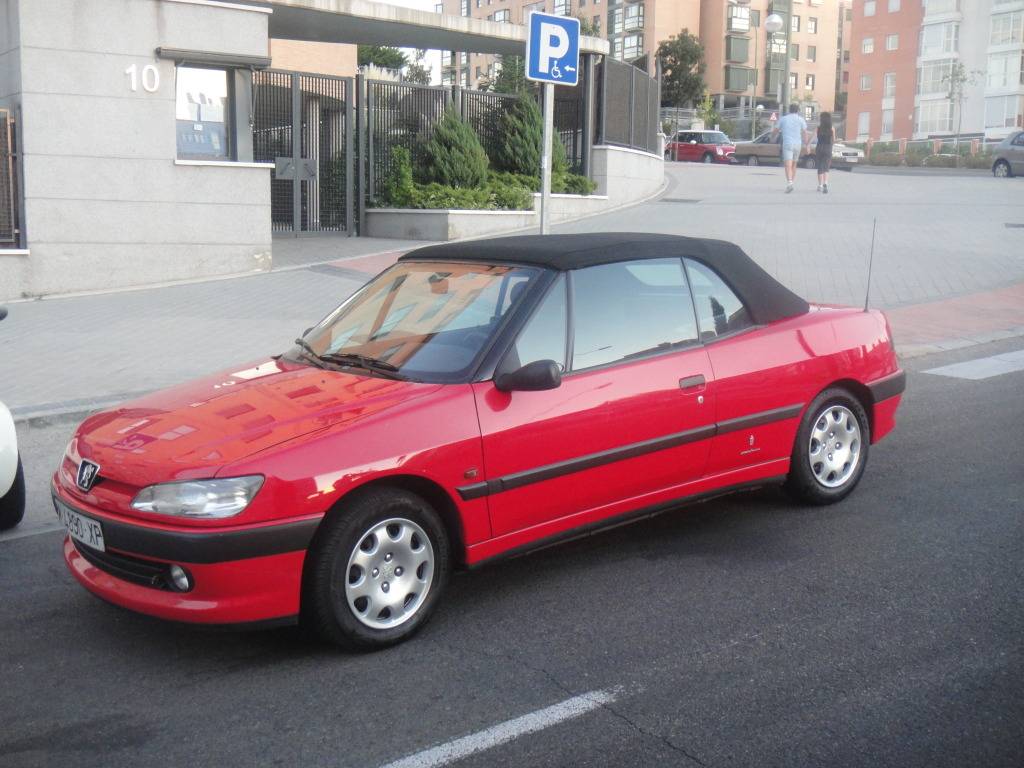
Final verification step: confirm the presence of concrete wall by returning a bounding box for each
[1,0,273,300]
[366,145,665,241]
[269,39,357,78]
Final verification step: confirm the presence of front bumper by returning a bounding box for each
[55,486,321,624]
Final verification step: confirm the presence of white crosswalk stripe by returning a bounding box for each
[924,349,1024,380]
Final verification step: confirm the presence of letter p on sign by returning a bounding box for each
[526,11,580,86]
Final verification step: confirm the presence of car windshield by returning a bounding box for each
[703,132,729,145]
[290,261,538,382]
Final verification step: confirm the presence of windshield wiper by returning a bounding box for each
[318,352,405,377]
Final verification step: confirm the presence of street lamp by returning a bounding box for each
[764,13,784,113]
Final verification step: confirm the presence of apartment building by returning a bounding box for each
[438,0,699,89]
[847,0,1024,141]
[837,0,853,107]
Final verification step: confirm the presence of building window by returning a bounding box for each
[920,23,958,57]
[881,109,894,135]
[923,0,960,15]
[609,7,623,33]
[790,72,798,90]
[460,70,469,87]
[441,70,453,85]
[857,111,870,135]
[460,51,468,65]
[916,99,953,133]
[623,34,643,61]
[987,51,1024,88]
[860,74,872,90]
[864,1,876,16]
[435,3,442,13]
[175,66,231,161]
[884,72,896,97]
[990,12,1024,46]
[494,8,509,22]
[808,17,818,33]
[806,74,816,89]
[917,59,954,94]
[889,0,901,10]
[791,14,800,32]
[886,34,899,50]
[624,3,644,30]
[791,43,800,60]
[553,0,569,15]
[807,45,817,62]
[985,95,1022,128]
[727,4,750,32]
[843,49,850,63]
[725,65,751,91]
[726,36,750,63]
[862,37,874,54]
[460,0,468,16]
[613,38,623,59]
[846,8,853,21]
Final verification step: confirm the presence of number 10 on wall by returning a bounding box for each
[125,63,160,93]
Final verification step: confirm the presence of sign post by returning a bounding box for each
[525,12,580,235]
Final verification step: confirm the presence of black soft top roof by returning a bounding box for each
[400,233,809,325]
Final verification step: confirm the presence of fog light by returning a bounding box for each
[167,564,193,592]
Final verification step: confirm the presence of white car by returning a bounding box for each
[0,307,24,530]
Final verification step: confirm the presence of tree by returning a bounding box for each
[404,49,431,85]
[696,90,719,129]
[358,45,407,71]
[943,61,982,165]
[491,92,567,177]
[576,15,599,36]
[487,55,527,94]
[422,106,490,188]
[656,30,706,108]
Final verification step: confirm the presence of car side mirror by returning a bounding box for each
[494,360,561,393]
[689,140,697,144]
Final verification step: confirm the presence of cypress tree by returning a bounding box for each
[422,106,489,188]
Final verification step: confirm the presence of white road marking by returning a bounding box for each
[378,689,617,768]
[924,349,1024,381]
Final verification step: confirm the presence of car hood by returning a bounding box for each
[71,359,441,488]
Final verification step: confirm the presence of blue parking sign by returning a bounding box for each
[525,12,580,86]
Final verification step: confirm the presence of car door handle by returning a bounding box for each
[679,375,706,392]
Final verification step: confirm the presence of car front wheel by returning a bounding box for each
[802,156,817,169]
[747,156,759,166]
[702,153,714,163]
[0,456,25,531]
[784,389,870,505]
[993,160,1011,178]
[303,487,449,650]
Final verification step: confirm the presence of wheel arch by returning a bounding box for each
[816,378,875,436]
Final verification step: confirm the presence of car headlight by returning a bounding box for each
[131,476,264,519]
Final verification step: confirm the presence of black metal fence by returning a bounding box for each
[0,109,17,244]
[596,58,660,155]
[254,70,354,235]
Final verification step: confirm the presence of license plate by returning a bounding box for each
[844,156,859,162]
[54,498,106,552]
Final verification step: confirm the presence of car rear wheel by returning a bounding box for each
[0,456,25,531]
[784,389,870,505]
[802,156,817,169]
[702,153,714,164]
[303,486,449,650]
[993,160,1011,178]
[747,156,759,166]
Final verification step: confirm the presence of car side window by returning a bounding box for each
[1013,133,1024,147]
[684,259,754,341]
[507,275,567,371]
[570,259,699,371]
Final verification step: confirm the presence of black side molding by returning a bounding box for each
[458,403,803,501]
[868,370,906,403]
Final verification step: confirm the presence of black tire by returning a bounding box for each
[702,152,714,164]
[0,456,25,531]
[784,388,871,505]
[802,155,817,169]
[302,486,450,650]
[992,160,1012,178]
[747,155,759,166]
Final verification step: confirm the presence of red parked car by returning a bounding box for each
[54,234,904,649]
[666,130,736,163]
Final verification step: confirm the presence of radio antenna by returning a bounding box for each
[864,218,877,312]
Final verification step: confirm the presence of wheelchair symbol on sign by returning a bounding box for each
[551,63,563,79]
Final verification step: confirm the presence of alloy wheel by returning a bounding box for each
[807,405,862,489]
[345,517,434,630]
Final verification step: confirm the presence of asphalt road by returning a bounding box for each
[1,339,1022,768]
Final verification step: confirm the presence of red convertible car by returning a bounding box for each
[54,234,904,649]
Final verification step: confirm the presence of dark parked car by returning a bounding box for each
[992,130,1024,177]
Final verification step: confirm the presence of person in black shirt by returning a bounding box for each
[816,112,836,194]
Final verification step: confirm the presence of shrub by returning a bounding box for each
[867,152,903,167]
[557,173,598,195]
[904,148,928,167]
[924,153,958,168]
[963,152,994,170]
[491,92,568,178]
[380,146,416,207]
[421,106,490,188]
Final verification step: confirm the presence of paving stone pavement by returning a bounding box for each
[2,163,1022,418]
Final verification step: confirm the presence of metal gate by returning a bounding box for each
[253,70,354,235]
[0,109,17,244]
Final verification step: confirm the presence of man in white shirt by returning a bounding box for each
[773,104,810,193]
